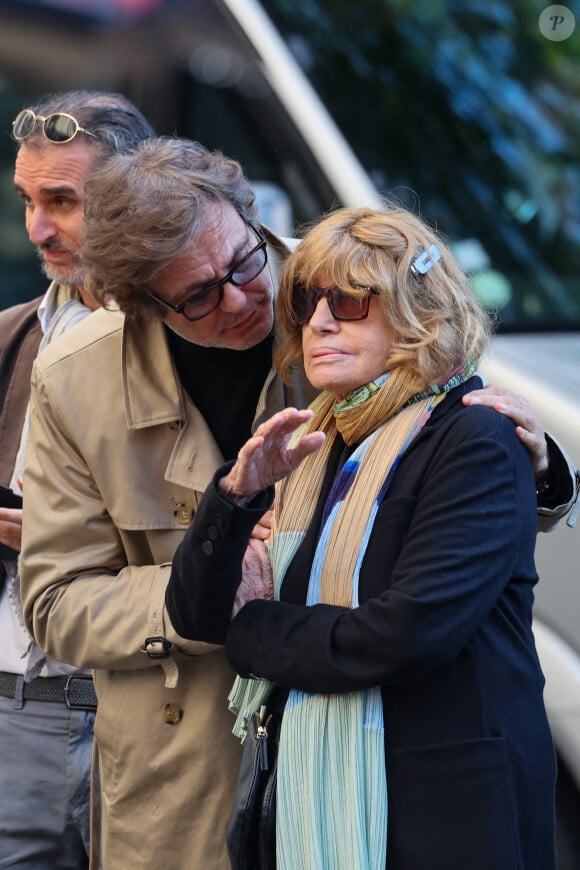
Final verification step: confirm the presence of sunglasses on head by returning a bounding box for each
[293,285,380,325]
[12,109,98,144]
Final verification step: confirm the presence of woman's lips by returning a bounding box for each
[310,347,347,358]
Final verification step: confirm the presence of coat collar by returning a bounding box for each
[122,316,185,429]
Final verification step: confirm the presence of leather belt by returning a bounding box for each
[0,671,97,710]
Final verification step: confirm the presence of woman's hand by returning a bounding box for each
[463,384,548,480]
[220,407,325,502]
[232,538,274,618]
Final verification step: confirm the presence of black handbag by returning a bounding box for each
[227,704,280,870]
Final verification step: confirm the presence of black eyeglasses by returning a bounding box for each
[150,224,268,322]
[12,109,98,144]
[293,285,380,325]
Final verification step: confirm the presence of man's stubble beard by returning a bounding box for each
[167,321,272,351]
[39,256,87,289]
[166,300,275,351]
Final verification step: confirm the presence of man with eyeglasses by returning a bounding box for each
[0,90,153,869]
[19,137,578,870]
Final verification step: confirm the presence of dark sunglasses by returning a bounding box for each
[293,285,380,325]
[150,224,268,322]
[12,109,98,144]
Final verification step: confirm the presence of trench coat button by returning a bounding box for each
[174,504,193,524]
[162,703,183,724]
[212,513,224,530]
[207,525,219,541]
[202,540,214,555]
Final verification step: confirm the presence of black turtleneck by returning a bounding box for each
[166,328,274,460]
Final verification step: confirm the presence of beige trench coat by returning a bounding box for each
[20,240,316,869]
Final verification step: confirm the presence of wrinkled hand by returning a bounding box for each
[232,538,274,618]
[0,507,23,554]
[220,407,326,501]
[463,384,548,479]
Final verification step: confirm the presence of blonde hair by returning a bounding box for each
[276,206,493,387]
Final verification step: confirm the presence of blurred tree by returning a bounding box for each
[267,0,580,326]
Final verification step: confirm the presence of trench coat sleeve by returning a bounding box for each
[20,358,220,671]
[166,462,274,644]
[225,409,537,694]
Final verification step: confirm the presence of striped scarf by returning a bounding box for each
[229,363,475,869]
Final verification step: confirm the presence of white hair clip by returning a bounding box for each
[410,244,442,275]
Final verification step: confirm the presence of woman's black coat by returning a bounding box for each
[167,377,557,870]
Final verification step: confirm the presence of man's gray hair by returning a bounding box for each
[84,136,259,320]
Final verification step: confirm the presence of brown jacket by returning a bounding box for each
[20,276,315,867]
[0,296,42,485]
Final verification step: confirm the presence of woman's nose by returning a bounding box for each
[308,295,338,331]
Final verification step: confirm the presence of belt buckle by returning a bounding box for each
[64,674,97,711]
[142,636,172,659]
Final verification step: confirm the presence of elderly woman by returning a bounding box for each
[166,206,557,869]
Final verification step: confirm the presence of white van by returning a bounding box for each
[485,334,580,861]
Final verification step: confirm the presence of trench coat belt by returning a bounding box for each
[0,670,97,710]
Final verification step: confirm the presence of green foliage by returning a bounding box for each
[268,0,580,327]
